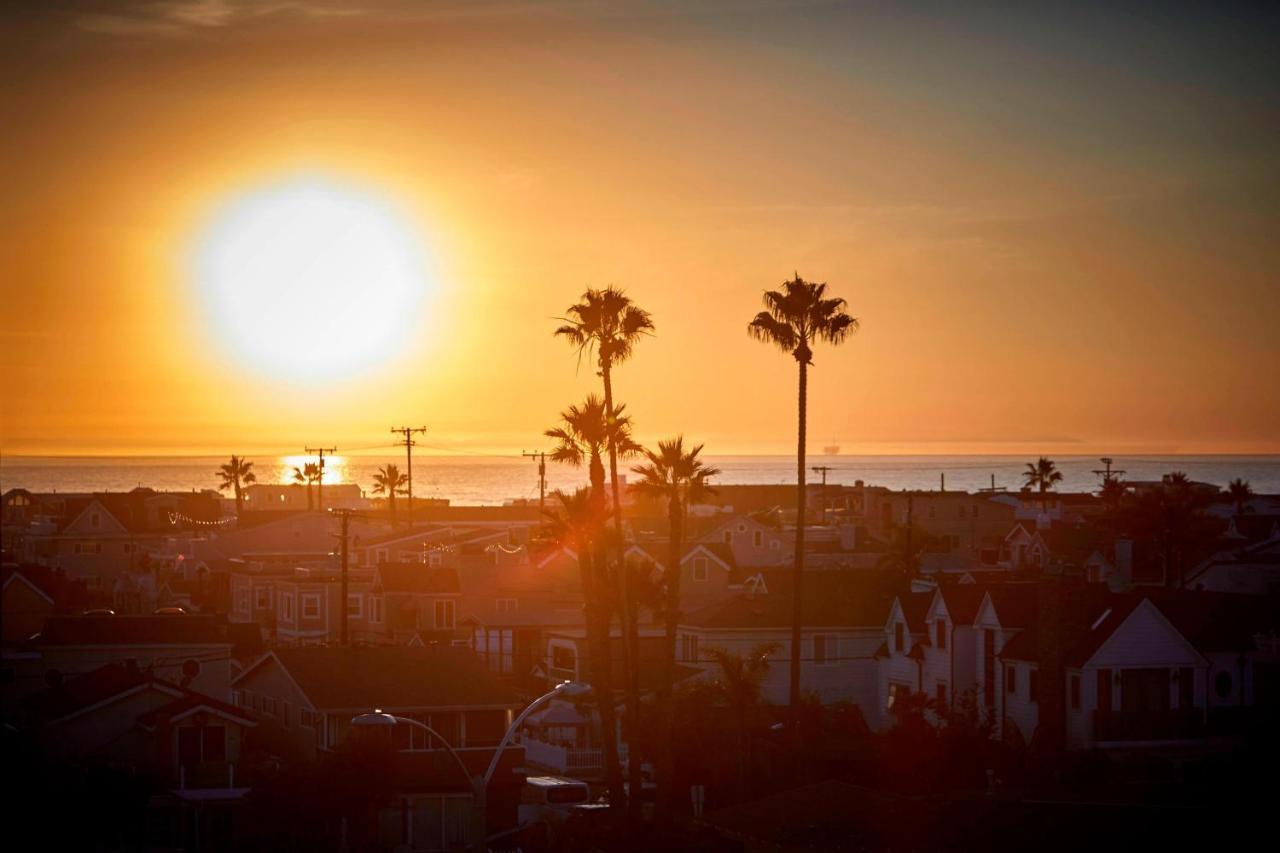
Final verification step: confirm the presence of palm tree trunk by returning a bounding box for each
[588,461,627,813]
[790,358,807,717]
[601,365,643,823]
[389,491,397,526]
[657,491,681,824]
[234,480,243,518]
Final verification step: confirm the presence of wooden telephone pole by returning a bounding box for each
[331,508,365,646]
[305,446,336,510]
[523,450,548,513]
[391,426,427,526]
[811,465,834,525]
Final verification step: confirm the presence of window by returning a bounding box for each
[1006,666,1017,694]
[370,596,384,623]
[178,726,226,765]
[256,587,271,609]
[428,552,444,568]
[1029,670,1039,703]
[936,619,947,650]
[894,622,904,652]
[888,682,911,710]
[302,594,321,619]
[122,543,133,554]
[434,599,455,629]
[681,635,700,663]
[347,594,363,618]
[1215,671,1233,699]
[280,593,295,621]
[770,540,780,550]
[1070,675,1081,710]
[301,708,320,729]
[753,531,764,547]
[813,635,833,666]
[552,645,576,671]
[691,557,708,582]
[495,598,518,613]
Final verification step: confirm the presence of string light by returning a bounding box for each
[167,511,235,528]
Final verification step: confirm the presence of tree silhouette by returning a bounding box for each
[217,455,257,518]
[747,274,857,716]
[1022,456,1063,513]
[629,437,719,822]
[545,397,642,810]
[370,463,409,525]
[292,462,320,510]
[555,286,654,819]
[1226,478,1253,517]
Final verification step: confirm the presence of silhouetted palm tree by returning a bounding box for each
[747,274,857,714]
[1022,457,1063,513]
[217,456,256,518]
[555,286,654,816]
[292,462,320,510]
[1127,476,1215,588]
[705,642,780,800]
[371,464,409,525]
[545,397,642,811]
[630,437,719,822]
[1226,478,1254,517]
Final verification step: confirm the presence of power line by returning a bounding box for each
[523,451,548,514]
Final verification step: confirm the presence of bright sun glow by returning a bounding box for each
[194,177,429,380]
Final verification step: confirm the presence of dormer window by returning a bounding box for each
[753,531,764,547]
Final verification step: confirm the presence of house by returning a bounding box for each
[376,563,465,644]
[677,570,899,724]
[2,564,91,645]
[1186,535,1280,595]
[699,514,790,568]
[231,645,521,760]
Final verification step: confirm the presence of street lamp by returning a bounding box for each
[352,680,591,853]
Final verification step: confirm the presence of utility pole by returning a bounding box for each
[391,426,427,527]
[331,509,365,646]
[811,465,833,525]
[523,451,548,513]
[1092,457,1125,487]
[305,446,336,510]
[980,473,1002,493]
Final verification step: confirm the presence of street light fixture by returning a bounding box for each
[351,681,591,853]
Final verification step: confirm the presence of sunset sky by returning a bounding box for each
[2,1,1278,457]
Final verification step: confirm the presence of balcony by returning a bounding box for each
[1093,709,1205,743]
[521,737,605,778]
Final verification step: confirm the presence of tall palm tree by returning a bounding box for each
[555,286,654,816]
[217,455,256,518]
[1022,457,1063,513]
[545,396,642,811]
[292,462,321,510]
[705,642,780,800]
[629,437,719,822]
[1226,478,1253,517]
[371,464,409,525]
[747,274,857,715]
[1127,477,1214,588]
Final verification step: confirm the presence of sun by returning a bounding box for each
[193,176,430,381]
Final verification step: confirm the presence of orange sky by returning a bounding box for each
[2,2,1278,457]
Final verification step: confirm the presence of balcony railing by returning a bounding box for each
[1093,709,1205,742]
[177,762,243,790]
[521,737,604,777]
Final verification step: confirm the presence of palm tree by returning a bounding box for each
[292,462,321,510]
[629,437,719,821]
[747,274,857,715]
[545,397,642,811]
[371,464,409,525]
[1022,457,1063,514]
[555,286,653,816]
[217,455,256,518]
[1226,478,1253,517]
[1127,477,1214,588]
[705,642,780,799]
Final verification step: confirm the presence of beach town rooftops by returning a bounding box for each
[36,613,235,646]
[235,645,519,711]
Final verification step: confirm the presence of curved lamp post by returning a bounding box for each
[353,680,591,853]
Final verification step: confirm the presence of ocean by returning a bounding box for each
[2,454,1277,506]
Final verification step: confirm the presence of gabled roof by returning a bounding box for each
[377,564,461,595]
[136,694,255,729]
[235,646,518,711]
